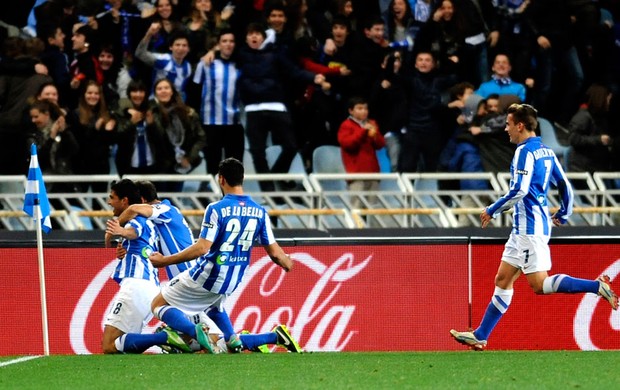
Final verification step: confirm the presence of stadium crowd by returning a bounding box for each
[0,0,619,196]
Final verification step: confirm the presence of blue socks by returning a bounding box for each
[239,332,277,350]
[115,332,167,353]
[157,305,197,338]
[474,286,513,341]
[207,309,236,341]
[542,274,599,294]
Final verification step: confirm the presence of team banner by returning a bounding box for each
[1,243,618,355]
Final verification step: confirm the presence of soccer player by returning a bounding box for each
[101,179,188,354]
[148,157,302,353]
[106,180,197,279]
[450,103,619,350]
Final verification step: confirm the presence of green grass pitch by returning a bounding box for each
[1,351,619,389]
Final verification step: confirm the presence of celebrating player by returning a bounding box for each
[148,157,301,353]
[450,103,618,350]
[101,179,188,354]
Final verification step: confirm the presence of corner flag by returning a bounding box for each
[23,143,52,233]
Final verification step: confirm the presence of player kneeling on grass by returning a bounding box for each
[112,158,303,354]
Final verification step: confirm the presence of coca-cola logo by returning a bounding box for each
[69,252,373,353]
[574,259,620,350]
[227,252,373,351]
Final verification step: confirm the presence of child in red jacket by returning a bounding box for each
[337,96,386,208]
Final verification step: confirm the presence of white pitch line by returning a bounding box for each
[0,355,42,367]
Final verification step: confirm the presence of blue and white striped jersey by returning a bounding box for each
[189,194,275,295]
[148,199,197,278]
[487,136,573,236]
[152,53,192,100]
[111,215,160,284]
[193,57,240,125]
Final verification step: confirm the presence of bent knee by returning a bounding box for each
[102,341,118,354]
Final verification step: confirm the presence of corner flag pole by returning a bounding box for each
[34,189,50,356]
[24,143,52,356]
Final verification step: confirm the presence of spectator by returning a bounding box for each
[144,0,184,54]
[192,29,244,176]
[526,0,584,125]
[382,0,419,64]
[69,23,104,107]
[0,37,53,174]
[135,23,193,101]
[369,50,407,172]
[95,0,144,63]
[67,80,117,197]
[37,22,71,107]
[453,0,498,86]
[265,1,295,51]
[416,0,498,85]
[470,93,519,173]
[566,84,615,173]
[439,81,487,190]
[348,16,388,99]
[235,23,324,192]
[325,0,358,32]
[184,0,234,64]
[475,53,527,102]
[26,99,79,194]
[414,0,460,76]
[114,79,159,176]
[338,96,385,208]
[98,44,133,109]
[398,50,456,173]
[493,0,534,85]
[146,78,206,191]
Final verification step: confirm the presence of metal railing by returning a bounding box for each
[1,172,619,231]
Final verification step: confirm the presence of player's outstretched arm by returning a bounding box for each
[266,242,293,272]
[117,204,155,225]
[149,237,211,268]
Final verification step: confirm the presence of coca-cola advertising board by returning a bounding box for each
[1,242,618,355]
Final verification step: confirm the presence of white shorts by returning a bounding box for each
[161,272,227,316]
[501,232,551,274]
[104,278,160,334]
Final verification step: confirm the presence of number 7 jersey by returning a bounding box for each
[189,194,276,294]
[487,136,573,236]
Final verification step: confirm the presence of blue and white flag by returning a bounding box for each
[23,144,52,233]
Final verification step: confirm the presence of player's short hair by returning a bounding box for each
[507,103,538,132]
[136,181,158,203]
[218,158,244,187]
[111,179,141,205]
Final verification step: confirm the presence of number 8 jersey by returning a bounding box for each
[189,194,275,294]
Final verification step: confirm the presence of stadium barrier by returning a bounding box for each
[1,236,618,355]
[1,172,620,230]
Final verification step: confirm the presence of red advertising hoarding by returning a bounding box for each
[1,242,618,355]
